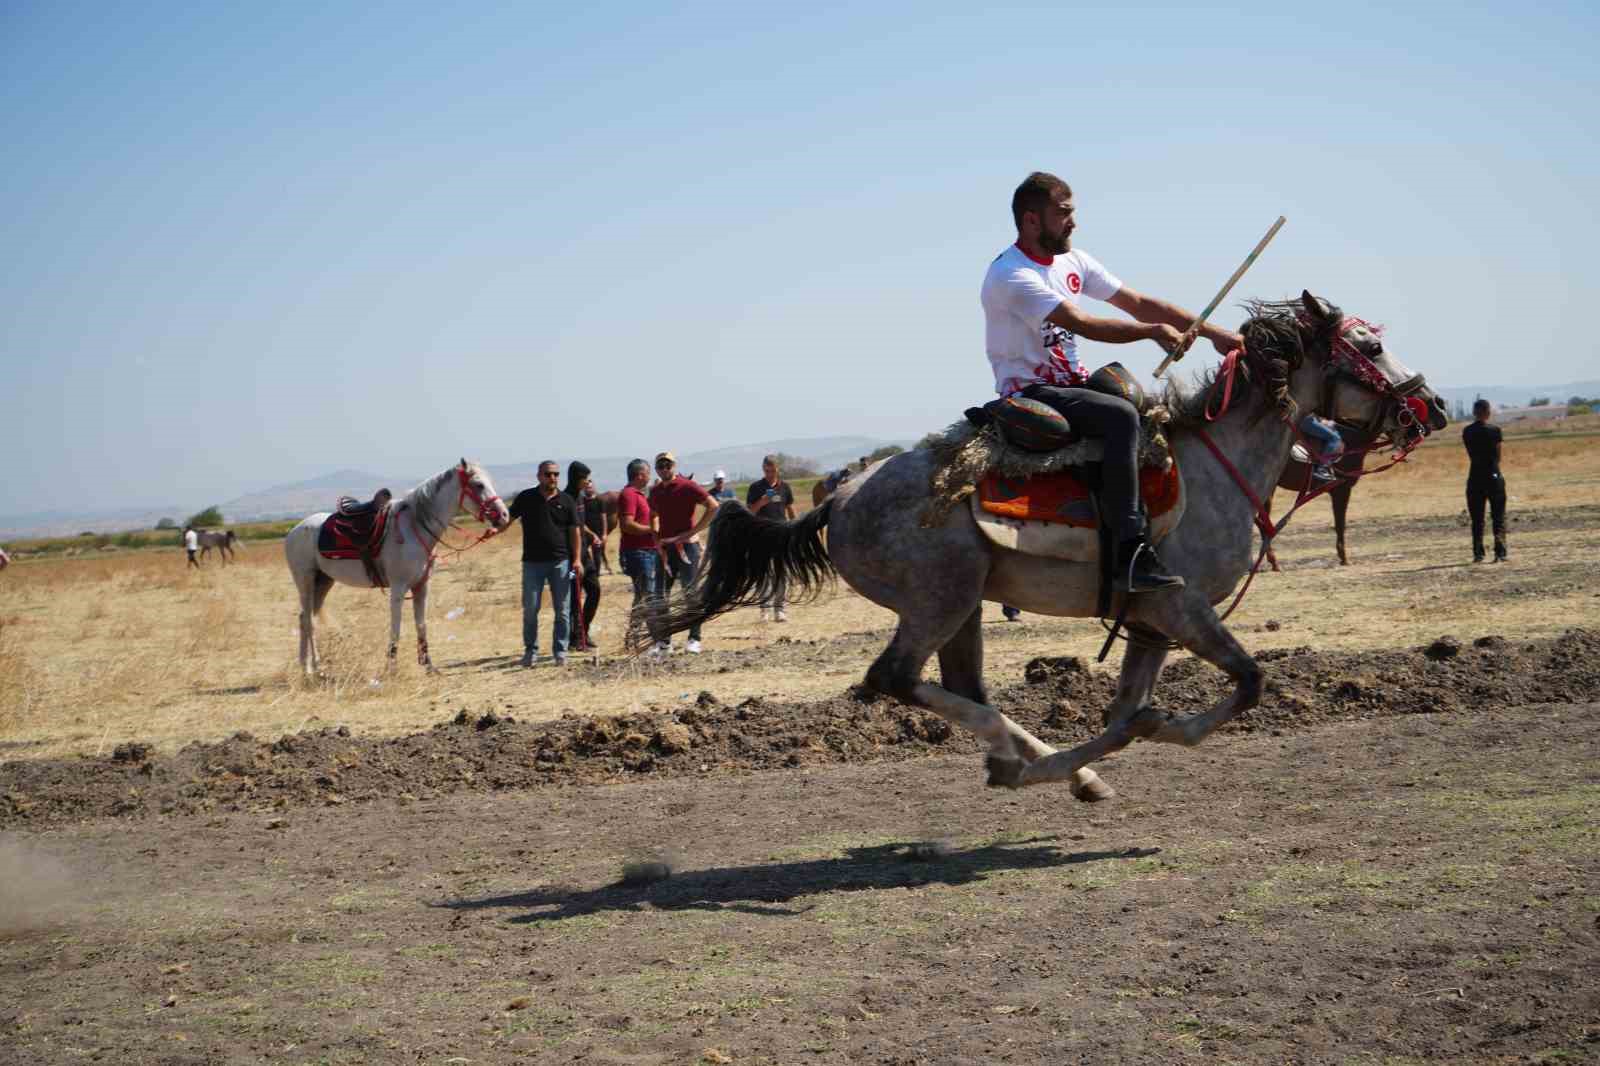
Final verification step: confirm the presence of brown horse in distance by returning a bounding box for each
[1266,427,1368,570]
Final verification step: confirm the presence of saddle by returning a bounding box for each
[320,492,394,586]
[941,362,1183,564]
[969,458,1185,563]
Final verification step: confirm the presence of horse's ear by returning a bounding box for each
[1300,290,1345,327]
[460,457,468,469]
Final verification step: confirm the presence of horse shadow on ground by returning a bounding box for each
[439,838,1160,924]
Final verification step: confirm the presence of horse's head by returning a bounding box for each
[457,458,511,530]
[1295,291,1448,446]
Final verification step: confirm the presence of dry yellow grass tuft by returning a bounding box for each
[0,423,1594,760]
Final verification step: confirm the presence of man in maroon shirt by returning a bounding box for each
[616,458,667,657]
[648,451,719,653]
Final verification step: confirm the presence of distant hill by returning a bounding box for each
[221,468,395,523]
[1432,380,1600,413]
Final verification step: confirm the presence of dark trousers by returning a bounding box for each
[1022,384,1144,542]
[567,565,600,644]
[1466,476,1507,558]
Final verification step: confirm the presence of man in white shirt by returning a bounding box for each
[183,526,200,569]
[982,171,1241,593]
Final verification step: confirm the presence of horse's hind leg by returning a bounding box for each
[937,607,1113,801]
[1331,481,1353,566]
[868,608,1024,787]
[306,572,333,676]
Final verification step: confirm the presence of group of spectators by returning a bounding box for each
[506,452,798,666]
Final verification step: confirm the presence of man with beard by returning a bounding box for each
[982,171,1242,593]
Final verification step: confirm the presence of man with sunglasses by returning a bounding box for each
[648,451,718,653]
[507,460,581,666]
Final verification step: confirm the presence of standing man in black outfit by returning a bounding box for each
[1462,399,1508,562]
[508,460,582,667]
[564,461,603,651]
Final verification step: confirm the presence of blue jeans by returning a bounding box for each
[655,541,702,641]
[1299,416,1345,464]
[522,559,572,656]
[621,548,663,644]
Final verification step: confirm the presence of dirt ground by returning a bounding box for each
[3,631,1598,1064]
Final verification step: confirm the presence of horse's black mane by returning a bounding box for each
[1162,298,1342,431]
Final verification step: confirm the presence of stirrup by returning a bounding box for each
[1115,541,1185,594]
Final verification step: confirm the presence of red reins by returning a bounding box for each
[1195,328,1427,621]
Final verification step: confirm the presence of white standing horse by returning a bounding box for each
[284,459,510,677]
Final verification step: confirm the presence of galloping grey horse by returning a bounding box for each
[654,293,1448,798]
[284,459,510,676]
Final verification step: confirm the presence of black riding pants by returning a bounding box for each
[1466,475,1507,555]
[567,564,600,641]
[1021,384,1144,541]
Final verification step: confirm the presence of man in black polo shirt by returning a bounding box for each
[1462,399,1508,562]
[508,460,582,666]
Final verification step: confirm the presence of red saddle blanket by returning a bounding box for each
[977,462,1181,527]
[318,507,390,560]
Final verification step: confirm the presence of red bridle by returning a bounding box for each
[1194,319,1433,621]
[453,465,504,528]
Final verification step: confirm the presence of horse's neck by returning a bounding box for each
[1185,366,1321,508]
[404,473,458,537]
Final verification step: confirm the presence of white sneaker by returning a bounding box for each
[642,645,666,661]
[775,609,789,623]
[686,639,703,654]
[656,641,673,655]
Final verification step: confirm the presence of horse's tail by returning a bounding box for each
[634,499,835,651]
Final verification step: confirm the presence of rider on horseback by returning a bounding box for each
[982,172,1243,593]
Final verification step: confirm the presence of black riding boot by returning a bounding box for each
[1472,533,1486,563]
[1493,533,1508,562]
[1115,538,1185,594]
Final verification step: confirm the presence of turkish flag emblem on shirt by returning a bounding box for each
[1066,272,1082,294]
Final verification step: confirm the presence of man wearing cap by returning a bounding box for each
[707,470,735,503]
[649,451,718,654]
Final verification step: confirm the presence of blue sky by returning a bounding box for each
[3,1,1595,515]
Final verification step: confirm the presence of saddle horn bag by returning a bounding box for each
[1086,361,1147,411]
[963,362,1149,453]
[969,396,1076,453]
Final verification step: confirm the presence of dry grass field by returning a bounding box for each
[2,419,1597,761]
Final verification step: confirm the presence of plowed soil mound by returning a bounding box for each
[5,629,1597,827]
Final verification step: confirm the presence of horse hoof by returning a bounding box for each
[985,755,1024,790]
[1071,775,1116,803]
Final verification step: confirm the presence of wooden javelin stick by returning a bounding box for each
[1153,215,1286,379]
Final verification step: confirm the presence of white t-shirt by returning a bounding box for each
[981,245,1123,396]
[184,529,198,551]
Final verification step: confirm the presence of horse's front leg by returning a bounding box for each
[1138,593,1262,748]
[387,584,406,671]
[412,578,433,672]
[1019,635,1169,787]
